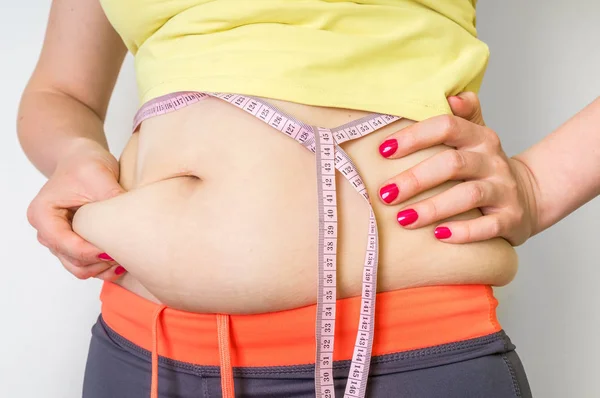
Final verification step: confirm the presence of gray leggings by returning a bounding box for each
[82,316,532,397]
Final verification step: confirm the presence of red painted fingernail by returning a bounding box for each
[379,139,398,158]
[434,227,452,239]
[379,184,399,204]
[98,253,113,261]
[397,209,418,226]
[114,266,127,275]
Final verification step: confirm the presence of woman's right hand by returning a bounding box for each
[27,139,127,281]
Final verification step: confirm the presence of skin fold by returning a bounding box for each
[71,97,518,313]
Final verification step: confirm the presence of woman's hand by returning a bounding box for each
[377,92,539,246]
[27,139,127,280]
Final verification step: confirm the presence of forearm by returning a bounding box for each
[512,96,600,235]
[17,88,110,178]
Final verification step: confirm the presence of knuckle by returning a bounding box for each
[73,271,90,280]
[26,200,42,227]
[468,183,485,206]
[489,217,503,236]
[403,169,422,192]
[447,150,467,174]
[58,258,82,279]
[44,238,60,254]
[49,245,61,256]
[401,133,418,152]
[441,115,459,138]
[424,200,439,221]
[68,265,91,280]
[36,232,49,247]
[483,128,502,151]
[95,272,115,282]
[463,223,473,242]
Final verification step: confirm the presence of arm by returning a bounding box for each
[18,0,130,280]
[513,97,600,235]
[17,0,127,177]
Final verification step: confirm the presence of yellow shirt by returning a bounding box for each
[100,0,488,121]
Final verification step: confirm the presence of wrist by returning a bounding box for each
[62,136,108,156]
[509,155,544,238]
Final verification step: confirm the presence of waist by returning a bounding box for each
[73,96,518,313]
[100,281,502,367]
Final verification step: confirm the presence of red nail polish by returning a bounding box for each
[379,184,399,204]
[98,253,114,261]
[434,227,452,239]
[397,209,418,226]
[379,139,398,158]
[114,266,126,275]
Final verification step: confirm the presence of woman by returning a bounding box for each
[17,0,600,397]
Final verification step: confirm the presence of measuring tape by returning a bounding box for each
[133,92,401,397]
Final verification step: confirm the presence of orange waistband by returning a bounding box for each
[100,281,501,368]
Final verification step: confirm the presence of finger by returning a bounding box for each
[447,92,486,126]
[94,264,128,281]
[379,114,489,159]
[432,214,508,244]
[379,150,491,205]
[29,202,108,266]
[395,180,497,229]
[56,254,113,280]
[37,232,50,248]
[50,246,121,280]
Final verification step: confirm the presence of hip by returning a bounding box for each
[83,282,532,398]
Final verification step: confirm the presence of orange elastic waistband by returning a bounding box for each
[100,282,501,368]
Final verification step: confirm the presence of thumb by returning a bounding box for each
[448,91,486,126]
[88,164,126,202]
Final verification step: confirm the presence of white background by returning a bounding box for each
[1,1,599,397]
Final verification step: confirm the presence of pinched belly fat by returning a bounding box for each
[72,98,518,314]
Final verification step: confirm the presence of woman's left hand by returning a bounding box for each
[377,92,539,246]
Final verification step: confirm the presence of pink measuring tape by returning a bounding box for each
[133,92,401,397]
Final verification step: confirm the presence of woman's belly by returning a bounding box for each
[73,95,518,314]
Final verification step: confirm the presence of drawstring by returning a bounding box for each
[216,314,235,398]
[151,304,167,398]
[149,307,234,398]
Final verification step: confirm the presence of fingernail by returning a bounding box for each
[434,227,452,239]
[379,184,399,204]
[397,209,418,226]
[114,266,127,275]
[379,139,398,158]
[98,253,114,261]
